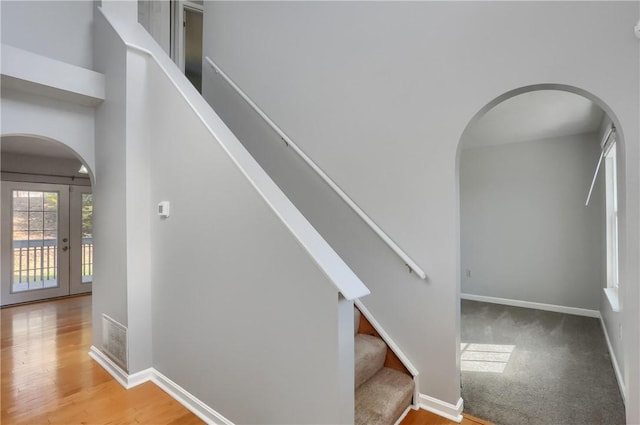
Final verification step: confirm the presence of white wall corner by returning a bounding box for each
[88,345,152,389]
[128,367,155,388]
[418,393,464,423]
[89,345,129,387]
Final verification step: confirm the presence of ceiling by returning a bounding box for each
[461,90,605,149]
[1,135,81,160]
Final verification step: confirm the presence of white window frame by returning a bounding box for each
[604,141,620,311]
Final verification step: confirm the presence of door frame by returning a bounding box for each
[69,185,92,295]
[170,0,204,73]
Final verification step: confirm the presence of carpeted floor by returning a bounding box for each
[461,299,625,425]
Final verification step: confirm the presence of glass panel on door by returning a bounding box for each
[12,190,60,292]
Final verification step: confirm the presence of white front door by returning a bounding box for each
[1,182,92,306]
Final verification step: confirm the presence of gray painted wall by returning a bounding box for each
[92,10,129,348]
[459,133,605,310]
[90,4,359,421]
[144,33,353,425]
[2,0,638,421]
[0,88,96,174]
[0,0,94,70]
[137,0,170,54]
[123,49,153,374]
[92,4,154,374]
[203,50,460,402]
[1,152,90,186]
[2,152,82,176]
[202,1,640,415]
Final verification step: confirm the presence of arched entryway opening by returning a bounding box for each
[456,85,626,424]
[1,134,95,306]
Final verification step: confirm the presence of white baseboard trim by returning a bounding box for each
[418,394,464,423]
[89,345,136,389]
[128,367,155,388]
[151,369,234,425]
[460,293,600,318]
[89,346,233,424]
[598,316,627,403]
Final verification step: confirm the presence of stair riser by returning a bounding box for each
[355,308,413,377]
[355,334,387,389]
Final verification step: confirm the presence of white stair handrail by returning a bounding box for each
[205,57,427,280]
[97,7,371,301]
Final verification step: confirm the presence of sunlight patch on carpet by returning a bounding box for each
[460,343,515,373]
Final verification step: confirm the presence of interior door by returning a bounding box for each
[1,182,70,305]
[172,1,203,92]
[183,6,203,92]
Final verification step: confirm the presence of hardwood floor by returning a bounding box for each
[0,295,203,425]
[401,410,493,425]
[1,295,489,425]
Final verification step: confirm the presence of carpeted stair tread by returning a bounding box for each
[355,333,387,389]
[355,367,414,425]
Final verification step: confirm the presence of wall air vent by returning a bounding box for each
[102,314,128,372]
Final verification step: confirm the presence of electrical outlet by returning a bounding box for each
[465,269,472,278]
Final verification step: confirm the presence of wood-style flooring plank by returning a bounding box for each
[401,409,494,425]
[1,295,204,425]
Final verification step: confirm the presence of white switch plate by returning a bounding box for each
[158,201,170,218]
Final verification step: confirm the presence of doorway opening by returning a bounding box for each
[1,135,93,306]
[170,0,203,92]
[456,86,625,423]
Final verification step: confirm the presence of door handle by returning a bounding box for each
[62,246,69,252]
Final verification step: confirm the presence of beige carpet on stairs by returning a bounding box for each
[356,367,414,425]
[354,307,414,425]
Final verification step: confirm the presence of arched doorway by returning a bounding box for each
[1,134,94,306]
[456,85,626,423]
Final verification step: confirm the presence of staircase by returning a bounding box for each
[354,307,414,425]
